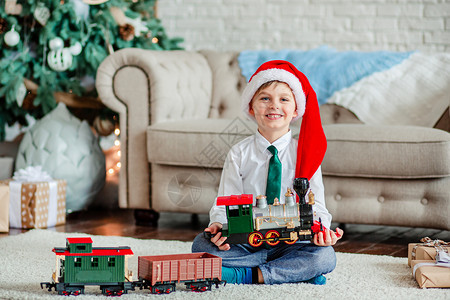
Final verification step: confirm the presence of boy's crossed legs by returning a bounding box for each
[192,233,336,285]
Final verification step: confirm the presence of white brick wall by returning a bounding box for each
[157,0,450,52]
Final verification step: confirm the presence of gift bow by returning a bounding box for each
[13,166,53,182]
[420,237,450,247]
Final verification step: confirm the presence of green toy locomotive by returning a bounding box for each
[213,178,326,247]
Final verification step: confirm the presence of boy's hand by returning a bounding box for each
[204,222,230,251]
[313,227,344,246]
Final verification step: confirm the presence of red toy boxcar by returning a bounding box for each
[138,252,224,294]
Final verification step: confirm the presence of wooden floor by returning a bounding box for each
[2,209,449,258]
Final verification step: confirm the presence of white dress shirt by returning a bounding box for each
[209,130,332,228]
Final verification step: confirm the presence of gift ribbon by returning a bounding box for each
[9,182,22,228]
[47,181,58,227]
[412,249,450,278]
[411,237,449,260]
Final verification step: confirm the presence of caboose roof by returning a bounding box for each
[216,194,253,206]
[53,247,134,256]
[66,237,93,244]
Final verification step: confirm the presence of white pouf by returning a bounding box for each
[15,103,106,212]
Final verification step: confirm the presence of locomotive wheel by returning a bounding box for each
[284,237,298,245]
[248,232,263,247]
[265,230,281,246]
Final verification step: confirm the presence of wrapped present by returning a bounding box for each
[0,181,9,232]
[412,250,450,288]
[408,237,450,267]
[7,166,67,229]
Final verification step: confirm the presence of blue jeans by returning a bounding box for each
[192,233,336,285]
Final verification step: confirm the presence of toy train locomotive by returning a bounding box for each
[210,177,332,247]
[41,237,224,296]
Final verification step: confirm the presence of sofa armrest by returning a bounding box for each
[95,48,213,209]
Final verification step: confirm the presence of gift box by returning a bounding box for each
[6,166,67,229]
[0,181,9,232]
[411,260,450,288]
[408,239,450,267]
[7,178,67,229]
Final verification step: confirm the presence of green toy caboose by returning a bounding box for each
[41,237,134,296]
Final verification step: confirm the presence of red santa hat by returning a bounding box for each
[241,60,327,181]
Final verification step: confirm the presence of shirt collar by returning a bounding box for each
[255,130,292,154]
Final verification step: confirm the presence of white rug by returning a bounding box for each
[0,230,449,300]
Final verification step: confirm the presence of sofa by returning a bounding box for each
[95,48,450,229]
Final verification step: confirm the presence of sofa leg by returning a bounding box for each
[134,209,160,227]
[191,213,199,226]
[337,223,347,232]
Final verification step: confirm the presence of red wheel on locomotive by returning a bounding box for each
[265,230,281,246]
[284,236,298,245]
[248,232,264,247]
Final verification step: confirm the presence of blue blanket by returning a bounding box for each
[238,46,413,105]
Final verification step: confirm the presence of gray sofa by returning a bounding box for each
[95,49,450,229]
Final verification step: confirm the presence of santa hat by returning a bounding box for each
[241,60,327,181]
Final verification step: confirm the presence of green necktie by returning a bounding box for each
[266,145,282,205]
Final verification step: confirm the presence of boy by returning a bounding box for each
[192,60,343,285]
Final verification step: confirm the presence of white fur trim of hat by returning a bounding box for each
[241,68,306,122]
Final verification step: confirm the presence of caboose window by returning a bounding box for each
[108,257,116,267]
[91,257,99,267]
[76,245,86,251]
[74,257,82,267]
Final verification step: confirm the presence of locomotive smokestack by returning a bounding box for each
[293,178,309,204]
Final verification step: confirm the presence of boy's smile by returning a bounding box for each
[249,81,298,143]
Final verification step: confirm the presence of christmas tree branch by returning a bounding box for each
[23,78,104,109]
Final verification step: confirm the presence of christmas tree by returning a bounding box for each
[0,0,183,141]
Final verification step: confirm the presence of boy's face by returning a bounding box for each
[249,82,298,140]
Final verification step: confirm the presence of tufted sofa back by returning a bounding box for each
[144,51,214,124]
[200,51,248,120]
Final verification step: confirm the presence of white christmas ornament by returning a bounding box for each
[4,26,20,47]
[47,48,73,72]
[69,41,82,56]
[34,2,51,26]
[15,103,106,212]
[49,37,64,50]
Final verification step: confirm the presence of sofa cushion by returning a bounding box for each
[147,119,257,168]
[149,121,450,179]
[323,124,450,179]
